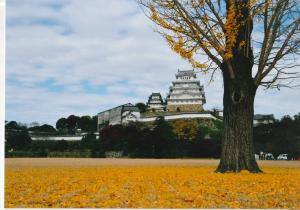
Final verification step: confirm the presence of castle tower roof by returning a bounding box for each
[176,69,196,79]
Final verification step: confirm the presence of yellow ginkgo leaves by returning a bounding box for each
[5,165,300,208]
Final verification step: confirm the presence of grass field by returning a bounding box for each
[5,158,300,208]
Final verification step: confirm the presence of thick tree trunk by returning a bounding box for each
[216,62,262,173]
[215,0,262,173]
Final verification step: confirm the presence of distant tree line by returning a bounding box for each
[6,114,98,135]
[99,118,222,158]
[5,121,32,151]
[5,121,102,158]
[5,115,99,157]
[4,113,300,159]
[5,117,222,158]
[254,114,300,159]
[56,115,97,134]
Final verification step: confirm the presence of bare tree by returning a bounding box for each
[139,0,300,172]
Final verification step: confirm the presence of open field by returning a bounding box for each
[5,157,300,168]
[5,158,300,208]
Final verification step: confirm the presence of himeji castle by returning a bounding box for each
[146,70,206,113]
[97,69,218,129]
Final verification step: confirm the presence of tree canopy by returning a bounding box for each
[28,124,56,133]
[56,115,97,134]
[140,0,300,88]
[135,102,147,113]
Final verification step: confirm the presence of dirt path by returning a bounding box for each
[5,158,300,168]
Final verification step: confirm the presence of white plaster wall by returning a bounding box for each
[109,106,122,125]
[32,136,82,141]
[122,111,140,124]
[98,111,110,125]
[165,113,216,120]
[167,100,203,105]
[138,113,216,122]
[138,117,158,122]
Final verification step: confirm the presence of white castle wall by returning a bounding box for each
[138,113,217,123]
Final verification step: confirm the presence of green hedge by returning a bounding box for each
[5,150,104,158]
[47,151,91,158]
[5,150,47,158]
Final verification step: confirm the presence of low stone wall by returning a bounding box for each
[167,104,203,112]
[105,151,124,158]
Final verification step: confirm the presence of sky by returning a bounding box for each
[5,0,300,126]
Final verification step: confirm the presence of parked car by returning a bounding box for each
[277,154,288,160]
[265,153,275,160]
[259,151,275,160]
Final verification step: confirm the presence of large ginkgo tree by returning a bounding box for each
[139,0,300,172]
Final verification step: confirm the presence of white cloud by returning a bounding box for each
[5,0,300,125]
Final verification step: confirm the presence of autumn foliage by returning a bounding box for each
[5,163,300,208]
[171,119,198,140]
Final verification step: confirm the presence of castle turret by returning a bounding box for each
[147,93,165,112]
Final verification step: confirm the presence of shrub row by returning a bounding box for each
[5,150,105,158]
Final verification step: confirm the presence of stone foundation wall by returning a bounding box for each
[167,104,203,112]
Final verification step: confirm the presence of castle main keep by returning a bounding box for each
[166,69,206,112]
[147,69,206,112]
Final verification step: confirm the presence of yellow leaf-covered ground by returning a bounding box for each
[5,158,300,208]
